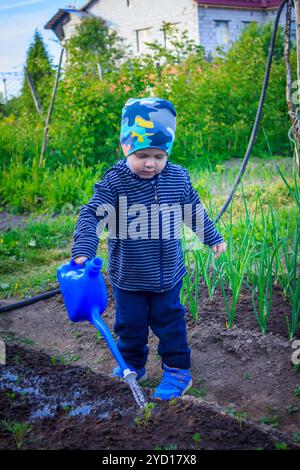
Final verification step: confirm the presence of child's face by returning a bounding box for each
[127,148,167,179]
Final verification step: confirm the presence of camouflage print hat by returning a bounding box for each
[120,97,176,157]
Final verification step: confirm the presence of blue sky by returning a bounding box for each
[0,0,85,72]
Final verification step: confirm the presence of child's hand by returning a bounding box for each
[74,256,88,265]
[211,242,227,259]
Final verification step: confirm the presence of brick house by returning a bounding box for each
[45,0,290,58]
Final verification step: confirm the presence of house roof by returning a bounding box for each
[197,0,281,8]
[44,8,90,31]
[80,0,282,10]
[80,0,99,11]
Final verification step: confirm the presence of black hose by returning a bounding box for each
[0,288,61,313]
[0,0,289,313]
[214,0,288,224]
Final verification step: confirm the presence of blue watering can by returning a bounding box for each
[57,257,137,383]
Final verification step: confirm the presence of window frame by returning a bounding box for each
[136,27,152,53]
[213,19,231,46]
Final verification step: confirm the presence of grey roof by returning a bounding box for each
[44,8,91,31]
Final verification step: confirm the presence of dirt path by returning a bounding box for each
[0,210,58,232]
[0,274,299,445]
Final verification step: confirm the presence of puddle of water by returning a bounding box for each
[72,390,83,399]
[30,406,56,420]
[0,381,43,398]
[69,404,92,417]
[0,366,132,423]
[2,372,18,382]
[68,398,116,418]
[22,387,36,394]
[98,411,110,419]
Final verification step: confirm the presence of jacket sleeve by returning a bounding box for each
[181,170,224,247]
[71,174,117,260]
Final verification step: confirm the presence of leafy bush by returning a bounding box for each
[0,155,108,214]
[0,21,295,188]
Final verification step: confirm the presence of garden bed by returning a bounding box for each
[0,343,299,450]
[0,274,300,449]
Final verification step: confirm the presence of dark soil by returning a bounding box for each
[198,280,297,339]
[0,273,300,449]
[1,343,299,451]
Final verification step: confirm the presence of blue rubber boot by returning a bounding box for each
[112,365,148,383]
[153,364,192,400]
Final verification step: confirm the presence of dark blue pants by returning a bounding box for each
[112,279,191,370]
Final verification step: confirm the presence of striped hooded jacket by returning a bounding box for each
[71,158,224,292]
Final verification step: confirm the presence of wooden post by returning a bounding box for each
[285,2,298,134]
[25,67,44,120]
[292,0,300,173]
[97,60,103,80]
[39,47,64,167]
[294,1,300,89]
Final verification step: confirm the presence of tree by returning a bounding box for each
[20,29,54,115]
[148,21,205,66]
[66,17,128,78]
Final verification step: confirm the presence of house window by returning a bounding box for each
[242,20,251,28]
[136,28,152,53]
[241,20,256,30]
[214,20,230,45]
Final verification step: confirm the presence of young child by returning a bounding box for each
[72,97,226,400]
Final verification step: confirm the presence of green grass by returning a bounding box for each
[274,441,288,450]
[293,385,300,397]
[6,391,17,404]
[0,215,74,298]
[95,331,105,342]
[143,378,160,388]
[60,404,73,413]
[134,402,156,427]
[192,432,202,449]
[12,355,22,365]
[292,432,300,444]
[190,155,294,200]
[0,214,108,298]
[154,444,177,450]
[20,337,35,346]
[50,353,81,366]
[260,415,281,428]
[0,331,16,342]
[187,387,206,399]
[1,420,32,448]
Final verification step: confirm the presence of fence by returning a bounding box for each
[0,69,24,103]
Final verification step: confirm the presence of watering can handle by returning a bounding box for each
[70,258,85,267]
